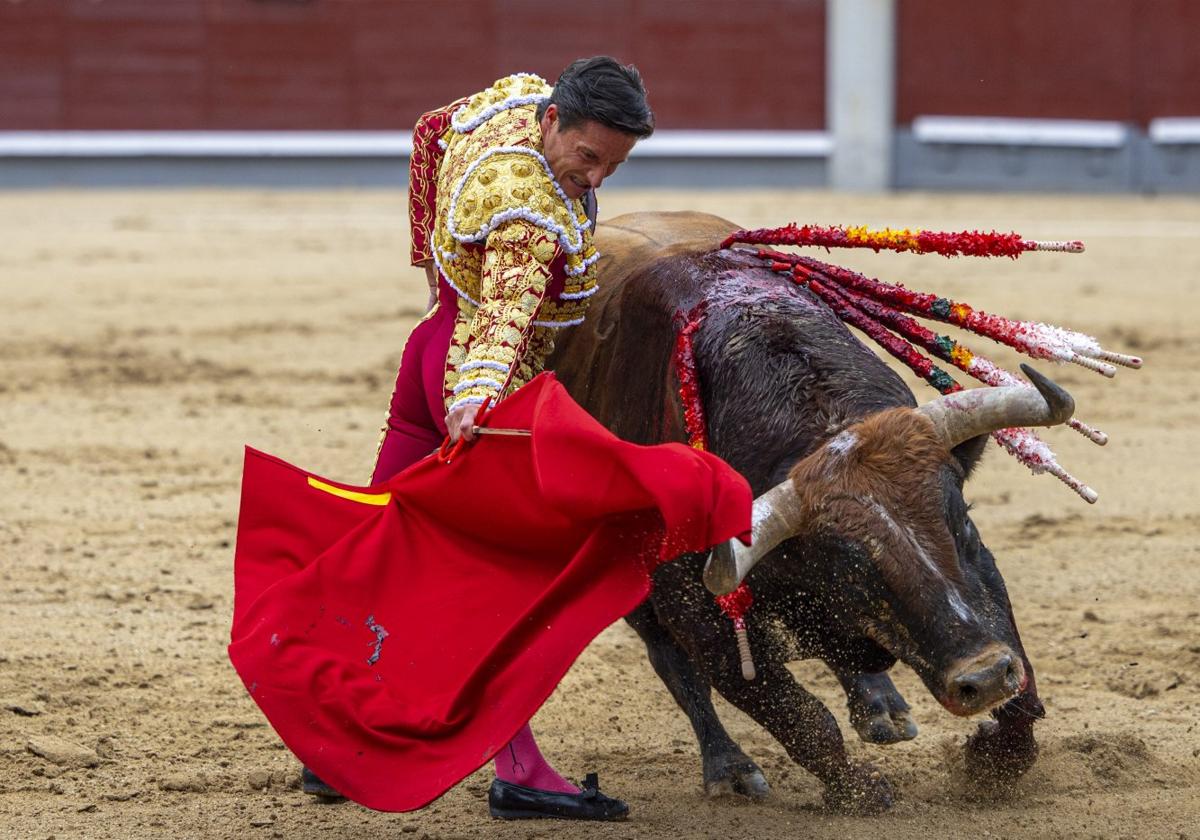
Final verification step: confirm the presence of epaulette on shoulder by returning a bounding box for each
[447,147,589,255]
[450,73,551,134]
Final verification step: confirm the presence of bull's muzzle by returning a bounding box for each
[942,645,1025,716]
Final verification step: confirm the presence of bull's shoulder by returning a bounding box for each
[596,211,738,262]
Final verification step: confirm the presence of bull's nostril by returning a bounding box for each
[949,651,1020,709]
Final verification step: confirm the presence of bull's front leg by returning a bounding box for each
[649,560,893,814]
[963,592,1044,782]
[794,615,916,745]
[833,668,919,745]
[708,658,894,815]
[626,600,769,799]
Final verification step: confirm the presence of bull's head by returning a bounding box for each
[704,364,1074,715]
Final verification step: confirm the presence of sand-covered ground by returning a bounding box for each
[1,188,1197,839]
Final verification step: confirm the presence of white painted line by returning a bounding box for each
[0,130,833,159]
[1149,118,1200,145]
[912,116,1129,149]
[0,131,413,157]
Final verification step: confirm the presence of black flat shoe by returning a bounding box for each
[488,773,629,821]
[300,766,345,800]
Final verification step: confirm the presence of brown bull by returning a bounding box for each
[549,211,1072,812]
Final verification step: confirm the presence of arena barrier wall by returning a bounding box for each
[0,130,831,190]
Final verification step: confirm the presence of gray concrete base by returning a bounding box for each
[895,120,1200,193]
[604,156,827,190]
[2,129,1198,192]
[1140,142,1200,193]
[0,156,408,189]
[893,128,1138,192]
[0,154,827,191]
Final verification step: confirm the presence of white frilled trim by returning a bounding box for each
[431,247,481,307]
[561,249,600,278]
[564,249,601,277]
[446,145,589,254]
[558,284,600,301]
[533,315,587,328]
[448,394,488,414]
[451,74,550,133]
[453,376,504,395]
[459,360,510,374]
[437,138,448,151]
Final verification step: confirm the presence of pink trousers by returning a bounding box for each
[368,280,582,794]
[372,283,458,483]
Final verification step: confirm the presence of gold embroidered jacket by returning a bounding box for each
[408,73,600,414]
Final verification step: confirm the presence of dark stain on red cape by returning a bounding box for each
[228,374,750,811]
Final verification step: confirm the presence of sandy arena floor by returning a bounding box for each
[1,188,1197,839]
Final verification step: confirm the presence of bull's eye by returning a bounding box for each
[961,519,980,551]
[952,517,977,552]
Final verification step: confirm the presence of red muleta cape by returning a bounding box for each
[228,374,750,812]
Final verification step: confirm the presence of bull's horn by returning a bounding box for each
[916,363,1075,449]
[703,479,805,595]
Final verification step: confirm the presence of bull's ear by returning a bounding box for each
[951,433,989,480]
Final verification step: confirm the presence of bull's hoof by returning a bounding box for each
[845,672,918,745]
[964,720,1039,783]
[850,706,918,745]
[703,755,770,801]
[821,764,894,815]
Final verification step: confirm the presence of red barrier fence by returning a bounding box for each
[3,1,1196,133]
[0,0,825,131]
[897,0,1200,124]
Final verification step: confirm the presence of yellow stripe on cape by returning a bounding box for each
[306,477,391,506]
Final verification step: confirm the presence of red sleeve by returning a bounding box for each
[408,98,468,266]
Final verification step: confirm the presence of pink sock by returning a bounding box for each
[493,723,578,794]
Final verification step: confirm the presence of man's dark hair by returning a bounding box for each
[537,56,654,139]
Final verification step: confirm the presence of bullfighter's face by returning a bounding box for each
[539,103,637,200]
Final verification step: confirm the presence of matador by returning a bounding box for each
[306,57,654,822]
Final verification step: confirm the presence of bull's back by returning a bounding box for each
[551,212,739,445]
[550,211,916,480]
[594,211,739,264]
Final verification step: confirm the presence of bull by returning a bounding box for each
[549,211,1068,813]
